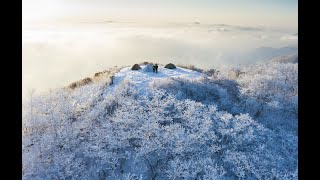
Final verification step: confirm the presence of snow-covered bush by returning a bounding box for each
[22,56,298,179]
[176,64,204,73]
[236,61,298,133]
[150,76,241,114]
[205,68,219,78]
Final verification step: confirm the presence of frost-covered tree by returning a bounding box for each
[23,56,298,179]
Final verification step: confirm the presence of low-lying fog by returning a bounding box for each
[23,21,297,98]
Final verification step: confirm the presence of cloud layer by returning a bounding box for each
[23,22,297,98]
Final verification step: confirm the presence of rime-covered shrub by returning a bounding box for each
[176,64,203,73]
[23,57,297,179]
[23,80,297,179]
[236,61,298,133]
[151,76,241,114]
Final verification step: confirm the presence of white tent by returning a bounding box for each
[142,63,154,72]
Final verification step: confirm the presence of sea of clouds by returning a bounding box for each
[22,21,297,99]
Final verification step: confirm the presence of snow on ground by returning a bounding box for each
[108,65,203,95]
[22,57,298,179]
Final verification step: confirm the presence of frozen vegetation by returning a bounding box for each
[22,55,298,179]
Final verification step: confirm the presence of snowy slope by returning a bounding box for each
[108,65,204,95]
[22,60,298,180]
[270,53,298,63]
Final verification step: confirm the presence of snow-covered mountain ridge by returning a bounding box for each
[23,55,298,179]
[108,65,203,95]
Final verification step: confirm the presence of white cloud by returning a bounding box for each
[22,22,297,97]
[281,33,298,40]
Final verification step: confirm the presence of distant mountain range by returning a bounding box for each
[223,46,298,65]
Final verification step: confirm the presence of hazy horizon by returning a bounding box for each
[22,0,298,98]
[23,0,297,27]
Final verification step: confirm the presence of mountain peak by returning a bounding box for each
[23,58,297,179]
